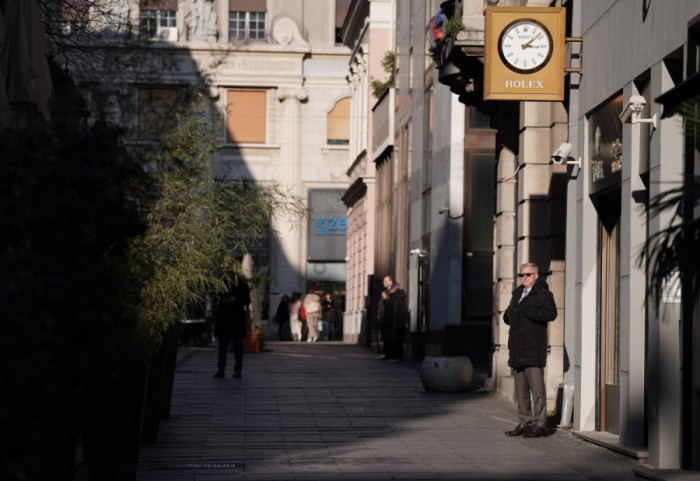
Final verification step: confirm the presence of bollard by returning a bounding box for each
[420,356,474,392]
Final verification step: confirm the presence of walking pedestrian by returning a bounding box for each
[304,289,321,342]
[380,276,408,360]
[503,262,557,438]
[213,276,251,379]
[289,292,303,342]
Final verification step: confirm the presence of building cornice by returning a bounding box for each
[346,149,368,177]
[341,175,373,207]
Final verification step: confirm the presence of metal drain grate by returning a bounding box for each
[160,462,243,470]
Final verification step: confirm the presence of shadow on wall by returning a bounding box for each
[526,172,568,270]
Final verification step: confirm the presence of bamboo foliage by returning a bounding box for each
[128,91,307,352]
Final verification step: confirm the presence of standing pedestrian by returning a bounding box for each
[289,292,303,342]
[503,262,557,438]
[213,276,251,379]
[304,289,321,342]
[275,294,290,340]
[380,276,408,360]
[321,293,339,341]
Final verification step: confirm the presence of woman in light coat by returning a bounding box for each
[288,292,303,342]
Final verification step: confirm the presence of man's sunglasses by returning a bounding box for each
[519,273,535,277]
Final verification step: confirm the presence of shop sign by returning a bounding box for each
[484,6,566,101]
[307,189,347,262]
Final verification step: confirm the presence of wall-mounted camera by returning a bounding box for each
[619,95,657,128]
[550,142,582,168]
[551,142,573,164]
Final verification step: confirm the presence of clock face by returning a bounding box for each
[498,18,553,74]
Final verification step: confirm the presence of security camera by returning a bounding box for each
[619,95,646,123]
[551,142,573,164]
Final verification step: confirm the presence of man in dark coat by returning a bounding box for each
[321,293,339,341]
[213,276,251,379]
[275,294,291,340]
[503,262,557,438]
[381,275,408,360]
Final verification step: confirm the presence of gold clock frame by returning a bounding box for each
[484,6,566,101]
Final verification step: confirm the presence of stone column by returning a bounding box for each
[491,101,519,400]
[493,144,517,399]
[519,101,565,412]
[348,63,362,161]
[272,87,308,297]
[357,52,369,153]
[647,60,684,470]
[617,83,649,448]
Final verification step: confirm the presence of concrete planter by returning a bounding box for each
[420,356,474,393]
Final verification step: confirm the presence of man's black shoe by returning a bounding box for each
[232,372,242,379]
[505,424,528,436]
[523,426,547,438]
[213,371,225,379]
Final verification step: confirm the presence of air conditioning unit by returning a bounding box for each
[157,27,177,41]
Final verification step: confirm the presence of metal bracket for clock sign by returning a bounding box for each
[564,37,583,73]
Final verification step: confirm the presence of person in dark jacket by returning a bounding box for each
[275,294,291,340]
[321,293,339,341]
[213,276,251,379]
[503,262,557,438]
[381,275,408,360]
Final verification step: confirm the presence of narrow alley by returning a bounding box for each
[134,342,644,481]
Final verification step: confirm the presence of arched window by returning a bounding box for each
[327,97,350,145]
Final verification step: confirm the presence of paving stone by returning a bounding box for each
[135,342,645,481]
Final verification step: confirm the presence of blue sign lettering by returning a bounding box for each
[314,217,347,236]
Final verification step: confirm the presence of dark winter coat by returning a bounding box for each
[503,279,557,369]
[275,298,290,324]
[382,287,408,343]
[321,299,338,323]
[215,280,251,339]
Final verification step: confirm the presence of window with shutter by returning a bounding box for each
[327,98,350,145]
[226,90,266,144]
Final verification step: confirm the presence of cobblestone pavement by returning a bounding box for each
[135,341,645,481]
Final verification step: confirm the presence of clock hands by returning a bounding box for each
[521,32,543,49]
[497,18,553,73]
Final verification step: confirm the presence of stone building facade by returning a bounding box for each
[70,0,353,319]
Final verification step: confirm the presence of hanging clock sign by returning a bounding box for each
[484,7,566,101]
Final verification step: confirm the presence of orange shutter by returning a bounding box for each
[327,97,350,144]
[227,90,266,143]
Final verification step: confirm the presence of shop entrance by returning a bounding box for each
[595,189,621,434]
[587,94,624,435]
[599,219,620,433]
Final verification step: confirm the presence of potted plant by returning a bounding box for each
[243,320,264,352]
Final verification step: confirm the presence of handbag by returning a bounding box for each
[317,320,323,331]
